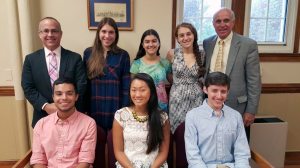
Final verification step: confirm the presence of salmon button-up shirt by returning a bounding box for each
[30,111,97,168]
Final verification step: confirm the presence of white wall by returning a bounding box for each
[261,62,300,83]
[36,0,173,59]
[0,0,13,86]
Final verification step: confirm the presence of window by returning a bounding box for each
[176,0,299,53]
[244,0,298,53]
[247,0,288,44]
[177,0,232,43]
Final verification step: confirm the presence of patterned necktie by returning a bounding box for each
[214,40,224,72]
[48,52,58,87]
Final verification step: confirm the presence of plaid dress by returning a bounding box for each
[83,47,130,130]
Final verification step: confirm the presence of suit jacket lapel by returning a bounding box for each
[206,36,218,72]
[226,33,241,75]
[59,47,67,76]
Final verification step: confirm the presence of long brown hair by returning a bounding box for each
[175,23,206,77]
[87,17,121,79]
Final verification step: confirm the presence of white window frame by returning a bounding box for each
[244,0,298,53]
[176,0,232,46]
[177,0,298,54]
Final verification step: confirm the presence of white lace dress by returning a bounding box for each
[114,107,168,168]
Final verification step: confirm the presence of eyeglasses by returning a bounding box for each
[39,29,61,35]
[214,18,232,24]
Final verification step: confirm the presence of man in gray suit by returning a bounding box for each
[203,8,261,128]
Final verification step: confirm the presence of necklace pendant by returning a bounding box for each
[132,109,148,123]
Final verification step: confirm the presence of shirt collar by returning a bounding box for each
[45,46,61,57]
[53,110,78,124]
[217,31,233,44]
[202,99,225,118]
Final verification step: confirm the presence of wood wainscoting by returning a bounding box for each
[0,161,16,168]
[262,84,300,93]
[285,151,300,165]
[1,84,300,97]
[0,86,14,96]
[0,152,299,167]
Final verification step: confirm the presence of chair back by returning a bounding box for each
[251,150,275,168]
[167,132,173,167]
[107,130,116,168]
[174,122,188,168]
[12,149,32,168]
[94,126,107,168]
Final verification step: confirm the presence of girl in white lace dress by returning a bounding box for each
[113,73,170,168]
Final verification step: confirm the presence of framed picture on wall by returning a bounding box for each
[87,0,133,31]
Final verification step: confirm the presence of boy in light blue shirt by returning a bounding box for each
[185,72,250,168]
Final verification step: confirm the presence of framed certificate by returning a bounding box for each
[87,0,133,31]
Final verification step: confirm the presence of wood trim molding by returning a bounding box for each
[293,1,300,53]
[171,0,177,48]
[0,86,15,96]
[0,161,16,167]
[260,53,300,62]
[285,151,300,165]
[1,84,299,96]
[231,0,246,35]
[262,84,300,93]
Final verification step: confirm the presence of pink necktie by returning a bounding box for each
[48,52,58,87]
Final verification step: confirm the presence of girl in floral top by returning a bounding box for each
[130,29,172,113]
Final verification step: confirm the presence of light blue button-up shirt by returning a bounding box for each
[185,99,250,168]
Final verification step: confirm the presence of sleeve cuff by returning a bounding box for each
[41,103,48,110]
[79,151,95,164]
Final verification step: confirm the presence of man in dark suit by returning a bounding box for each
[203,8,261,128]
[21,17,87,127]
